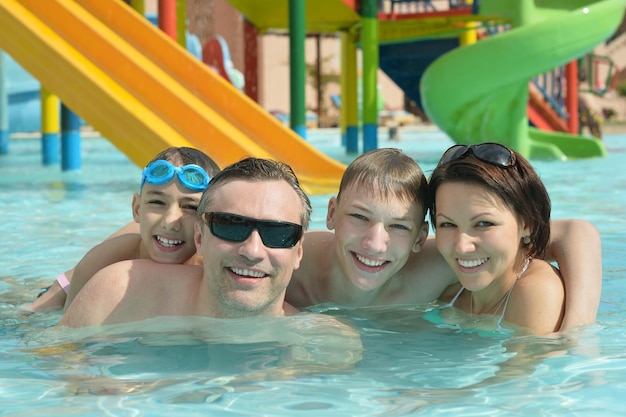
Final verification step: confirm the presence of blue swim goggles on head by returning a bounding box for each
[140,160,210,192]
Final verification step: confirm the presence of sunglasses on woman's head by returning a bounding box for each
[437,142,516,168]
[201,212,303,249]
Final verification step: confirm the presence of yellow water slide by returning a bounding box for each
[0,0,345,194]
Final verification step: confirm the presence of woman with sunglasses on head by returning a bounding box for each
[428,142,565,335]
[26,147,220,312]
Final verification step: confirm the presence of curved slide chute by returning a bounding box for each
[0,0,345,194]
[421,0,625,160]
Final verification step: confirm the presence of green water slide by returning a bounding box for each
[420,0,625,160]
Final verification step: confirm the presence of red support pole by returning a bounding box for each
[566,61,579,135]
[243,19,259,102]
[158,0,177,41]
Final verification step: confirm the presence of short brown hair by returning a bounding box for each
[338,148,429,221]
[198,157,312,230]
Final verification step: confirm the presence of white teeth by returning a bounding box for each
[457,258,488,268]
[156,236,183,247]
[356,254,386,267]
[230,268,265,278]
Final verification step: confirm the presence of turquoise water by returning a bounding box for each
[1,129,625,416]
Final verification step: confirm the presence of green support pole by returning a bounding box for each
[289,0,306,138]
[340,32,349,146]
[129,0,145,15]
[341,31,359,153]
[361,0,379,152]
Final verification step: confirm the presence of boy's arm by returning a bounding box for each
[104,221,140,239]
[547,219,602,330]
[24,269,74,311]
[28,222,141,312]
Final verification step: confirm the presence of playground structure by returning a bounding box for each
[230,0,624,160]
[0,0,625,194]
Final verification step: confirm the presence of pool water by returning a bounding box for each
[1,129,625,416]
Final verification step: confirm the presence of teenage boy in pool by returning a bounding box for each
[26,147,220,312]
[286,148,601,330]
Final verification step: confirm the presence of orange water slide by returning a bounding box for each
[0,0,345,194]
[527,89,570,133]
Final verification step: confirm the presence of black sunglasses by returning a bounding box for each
[201,212,303,249]
[438,142,516,168]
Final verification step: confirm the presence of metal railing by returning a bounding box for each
[379,0,477,14]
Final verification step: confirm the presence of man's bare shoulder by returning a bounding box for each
[303,230,334,252]
[404,238,451,274]
[119,260,203,298]
[297,230,334,276]
[60,260,137,327]
[95,259,196,289]
[288,230,335,307]
[61,260,202,327]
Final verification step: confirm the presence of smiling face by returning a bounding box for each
[132,179,203,264]
[434,181,529,294]
[327,183,428,293]
[195,179,304,317]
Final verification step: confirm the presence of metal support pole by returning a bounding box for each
[289,0,306,138]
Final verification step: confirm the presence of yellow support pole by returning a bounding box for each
[40,86,59,165]
[176,0,187,48]
[459,0,477,46]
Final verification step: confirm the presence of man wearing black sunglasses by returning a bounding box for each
[60,158,313,326]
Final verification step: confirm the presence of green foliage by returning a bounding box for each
[603,108,616,119]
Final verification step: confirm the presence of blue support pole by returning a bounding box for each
[0,52,8,154]
[61,105,81,171]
